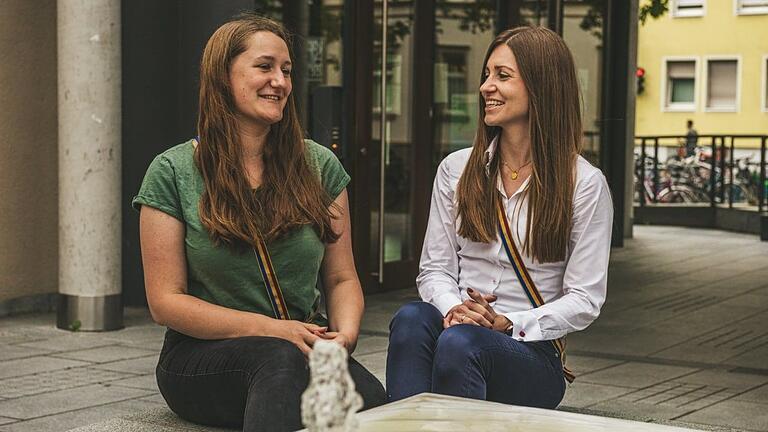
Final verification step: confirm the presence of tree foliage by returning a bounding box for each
[639,0,669,25]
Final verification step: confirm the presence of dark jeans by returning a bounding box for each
[156,329,386,432]
[386,301,565,408]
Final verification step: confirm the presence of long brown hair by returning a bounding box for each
[455,27,582,263]
[195,13,339,249]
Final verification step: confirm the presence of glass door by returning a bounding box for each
[368,0,418,290]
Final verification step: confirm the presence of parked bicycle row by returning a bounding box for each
[633,134,767,211]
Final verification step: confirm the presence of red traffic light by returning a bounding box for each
[636,67,646,78]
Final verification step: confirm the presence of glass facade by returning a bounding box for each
[122,0,632,300]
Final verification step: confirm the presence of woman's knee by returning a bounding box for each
[389,301,442,334]
[433,325,484,373]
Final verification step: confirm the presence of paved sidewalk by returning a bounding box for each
[0,225,766,431]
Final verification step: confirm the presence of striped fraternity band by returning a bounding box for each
[496,199,575,383]
[253,238,291,320]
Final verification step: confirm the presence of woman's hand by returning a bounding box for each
[444,289,497,328]
[466,288,514,333]
[265,320,327,356]
[444,289,513,334]
[318,331,357,354]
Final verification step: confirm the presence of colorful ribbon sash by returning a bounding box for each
[253,238,291,320]
[496,199,575,383]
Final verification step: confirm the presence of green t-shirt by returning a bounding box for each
[132,139,350,323]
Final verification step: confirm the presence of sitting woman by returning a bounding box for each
[386,27,613,409]
[133,14,385,432]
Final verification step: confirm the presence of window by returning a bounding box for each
[736,0,768,15]
[434,46,469,119]
[665,60,697,111]
[372,52,402,115]
[705,58,738,111]
[673,0,705,17]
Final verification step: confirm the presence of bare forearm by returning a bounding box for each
[150,293,276,340]
[325,280,364,341]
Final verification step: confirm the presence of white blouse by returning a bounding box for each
[417,137,613,342]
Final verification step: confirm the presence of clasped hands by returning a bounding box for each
[444,288,512,334]
[269,320,355,356]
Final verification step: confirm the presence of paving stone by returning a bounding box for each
[577,362,699,389]
[354,352,386,384]
[564,355,625,376]
[51,345,157,364]
[649,302,765,342]
[66,407,235,431]
[0,383,152,420]
[110,375,158,392]
[569,324,691,358]
[0,357,90,380]
[616,381,738,412]
[722,344,768,370]
[0,366,134,399]
[121,407,236,431]
[64,419,156,432]
[734,383,768,405]
[136,393,166,405]
[2,397,161,432]
[678,399,768,432]
[588,399,693,422]
[359,309,395,335]
[0,345,50,362]
[559,382,634,409]
[0,335,47,346]
[354,336,389,356]
[92,355,158,375]
[652,314,768,366]
[670,369,768,391]
[101,326,166,348]
[15,334,114,353]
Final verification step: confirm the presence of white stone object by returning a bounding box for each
[301,340,363,432]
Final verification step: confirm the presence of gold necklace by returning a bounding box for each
[501,159,532,180]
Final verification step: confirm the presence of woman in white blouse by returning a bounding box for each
[386,27,613,408]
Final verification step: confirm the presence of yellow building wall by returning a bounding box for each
[636,1,768,147]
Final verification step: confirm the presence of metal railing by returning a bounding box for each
[634,135,767,213]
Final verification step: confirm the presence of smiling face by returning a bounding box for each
[228,31,292,132]
[479,44,529,129]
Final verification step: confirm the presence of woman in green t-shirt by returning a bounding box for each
[133,13,385,431]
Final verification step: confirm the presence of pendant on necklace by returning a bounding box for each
[510,171,519,180]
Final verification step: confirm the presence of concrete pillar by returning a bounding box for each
[57,0,122,331]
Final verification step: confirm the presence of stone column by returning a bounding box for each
[57,0,122,331]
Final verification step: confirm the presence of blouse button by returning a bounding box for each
[519,330,526,338]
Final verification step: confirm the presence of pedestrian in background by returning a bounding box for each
[685,119,698,157]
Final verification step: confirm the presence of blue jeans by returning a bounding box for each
[386,301,565,408]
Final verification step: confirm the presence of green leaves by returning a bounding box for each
[640,0,669,25]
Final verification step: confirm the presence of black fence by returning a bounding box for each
[634,135,768,213]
